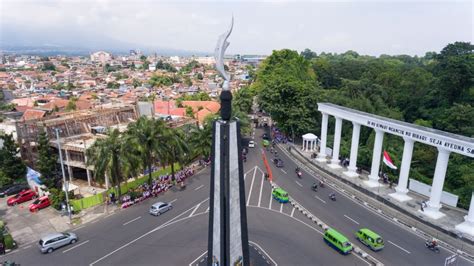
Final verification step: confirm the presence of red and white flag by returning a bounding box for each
[383,151,397,169]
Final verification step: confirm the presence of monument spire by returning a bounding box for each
[208,16,250,266]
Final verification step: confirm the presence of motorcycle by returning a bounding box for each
[425,241,440,253]
[297,171,302,178]
[329,193,336,201]
[319,181,325,188]
[311,184,318,192]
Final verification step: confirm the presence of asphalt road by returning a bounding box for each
[1,153,365,265]
[3,125,471,266]
[258,127,473,266]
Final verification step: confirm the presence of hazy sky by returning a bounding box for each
[1,0,472,55]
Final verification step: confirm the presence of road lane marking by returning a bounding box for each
[22,245,31,250]
[314,195,326,204]
[257,173,264,207]
[206,207,209,212]
[90,198,209,265]
[280,203,283,213]
[169,199,177,204]
[189,203,201,217]
[246,168,257,206]
[269,191,273,210]
[244,166,257,177]
[72,225,85,232]
[344,214,360,225]
[281,169,287,174]
[249,241,278,266]
[63,240,90,253]
[123,216,142,226]
[388,240,411,254]
[295,181,303,187]
[290,208,295,217]
[189,250,208,266]
[194,185,204,191]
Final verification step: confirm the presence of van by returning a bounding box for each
[324,228,353,254]
[355,228,384,251]
[272,188,289,203]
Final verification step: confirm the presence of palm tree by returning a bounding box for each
[86,129,132,201]
[161,127,189,181]
[188,115,214,161]
[126,116,167,185]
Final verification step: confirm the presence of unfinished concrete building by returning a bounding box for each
[16,104,198,193]
[16,106,138,190]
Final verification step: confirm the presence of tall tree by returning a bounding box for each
[161,128,189,181]
[36,130,58,188]
[86,129,130,201]
[0,133,26,183]
[126,116,167,185]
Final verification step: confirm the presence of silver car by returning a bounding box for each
[149,202,172,216]
[38,232,78,253]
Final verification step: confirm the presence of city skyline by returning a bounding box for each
[1,0,472,56]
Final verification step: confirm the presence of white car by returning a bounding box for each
[248,141,255,148]
[149,202,173,216]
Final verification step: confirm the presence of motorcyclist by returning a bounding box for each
[312,183,318,191]
[429,238,438,248]
[319,180,324,187]
[329,193,336,200]
[295,167,300,173]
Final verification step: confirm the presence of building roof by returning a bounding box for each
[21,109,46,121]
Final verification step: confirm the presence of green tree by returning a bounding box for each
[188,115,215,160]
[132,79,142,88]
[36,130,58,188]
[300,48,317,60]
[42,62,56,71]
[254,49,321,136]
[161,128,189,181]
[185,106,194,118]
[65,98,77,111]
[125,117,167,185]
[86,129,131,200]
[0,134,26,182]
[196,73,203,80]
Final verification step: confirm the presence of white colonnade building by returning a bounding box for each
[302,133,318,152]
[315,103,474,236]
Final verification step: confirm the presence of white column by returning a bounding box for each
[344,122,361,178]
[365,129,384,187]
[329,117,343,168]
[302,139,306,151]
[317,113,329,162]
[86,169,92,187]
[455,191,474,237]
[312,139,315,151]
[422,148,450,219]
[65,149,73,182]
[105,173,110,190]
[390,138,414,202]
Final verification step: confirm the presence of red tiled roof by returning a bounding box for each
[21,109,46,121]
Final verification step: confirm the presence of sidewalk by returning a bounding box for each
[280,143,474,257]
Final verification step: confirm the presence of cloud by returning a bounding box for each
[0,0,472,55]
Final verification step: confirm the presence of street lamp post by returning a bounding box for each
[55,128,72,223]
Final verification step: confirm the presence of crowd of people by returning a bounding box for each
[119,167,196,209]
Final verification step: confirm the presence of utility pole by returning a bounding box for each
[55,128,72,223]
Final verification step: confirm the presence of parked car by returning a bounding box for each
[149,202,173,216]
[0,184,30,198]
[248,141,255,148]
[38,232,78,254]
[29,196,51,212]
[7,190,37,206]
[262,133,269,140]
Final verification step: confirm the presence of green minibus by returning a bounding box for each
[355,228,384,251]
[324,228,353,254]
[262,139,270,147]
[272,188,289,203]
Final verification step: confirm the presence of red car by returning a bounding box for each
[29,196,50,212]
[7,189,37,206]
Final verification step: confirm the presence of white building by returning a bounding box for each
[90,51,112,64]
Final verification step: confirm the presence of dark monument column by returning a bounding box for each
[208,17,250,266]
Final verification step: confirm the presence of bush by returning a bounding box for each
[48,188,74,210]
[3,234,15,249]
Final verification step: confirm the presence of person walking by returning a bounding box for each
[0,242,5,255]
